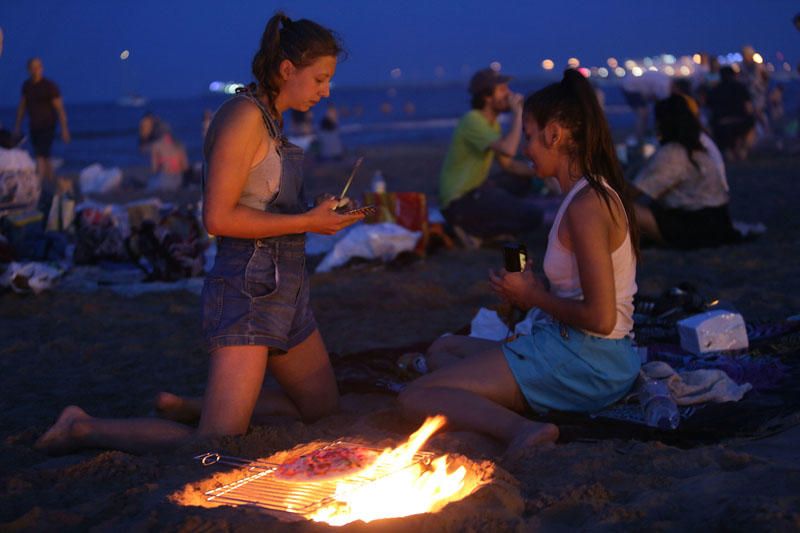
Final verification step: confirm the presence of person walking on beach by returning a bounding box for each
[36,12,364,455]
[13,57,70,186]
[400,70,641,455]
[439,68,542,246]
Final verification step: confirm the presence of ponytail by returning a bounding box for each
[525,69,640,260]
[246,12,345,123]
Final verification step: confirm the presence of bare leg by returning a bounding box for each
[156,385,301,426]
[397,347,558,454]
[426,335,503,371]
[634,203,665,244]
[268,330,338,422]
[36,346,269,455]
[197,345,268,436]
[156,331,337,425]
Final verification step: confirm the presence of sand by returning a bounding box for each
[1,140,799,531]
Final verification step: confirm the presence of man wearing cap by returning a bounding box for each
[438,68,541,245]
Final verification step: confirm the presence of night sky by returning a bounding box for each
[1,0,798,104]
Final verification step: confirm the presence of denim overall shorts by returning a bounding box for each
[201,93,316,354]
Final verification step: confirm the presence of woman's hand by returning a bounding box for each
[488,261,546,310]
[303,197,364,235]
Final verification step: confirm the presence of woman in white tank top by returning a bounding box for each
[399,70,642,456]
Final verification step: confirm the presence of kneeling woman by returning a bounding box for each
[399,70,641,453]
[36,13,363,455]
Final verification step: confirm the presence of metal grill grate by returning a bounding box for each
[195,440,434,518]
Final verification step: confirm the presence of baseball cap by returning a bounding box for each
[468,68,512,95]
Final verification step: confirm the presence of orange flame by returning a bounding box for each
[307,415,482,526]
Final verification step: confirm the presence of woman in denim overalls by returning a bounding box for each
[36,13,362,455]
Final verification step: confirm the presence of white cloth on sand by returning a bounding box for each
[641,361,752,405]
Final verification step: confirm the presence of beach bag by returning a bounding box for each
[0,148,40,216]
[363,191,429,254]
[74,207,128,264]
[126,205,208,281]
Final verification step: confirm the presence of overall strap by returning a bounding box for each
[242,90,282,141]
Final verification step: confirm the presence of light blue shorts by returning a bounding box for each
[502,322,640,414]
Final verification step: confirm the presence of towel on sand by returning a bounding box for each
[641,361,752,405]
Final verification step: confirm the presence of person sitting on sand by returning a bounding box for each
[632,94,741,249]
[36,12,364,456]
[399,69,641,454]
[438,68,542,247]
[138,111,162,154]
[147,127,189,192]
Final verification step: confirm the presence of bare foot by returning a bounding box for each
[504,421,559,461]
[154,392,200,425]
[35,406,91,455]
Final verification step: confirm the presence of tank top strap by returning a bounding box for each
[550,177,589,237]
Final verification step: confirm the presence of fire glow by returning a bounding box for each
[307,415,482,525]
[178,415,486,526]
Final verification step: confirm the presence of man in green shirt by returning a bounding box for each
[439,68,541,243]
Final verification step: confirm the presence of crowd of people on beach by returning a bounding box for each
[0,11,793,460]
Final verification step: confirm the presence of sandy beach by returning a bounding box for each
[1,139,799,531]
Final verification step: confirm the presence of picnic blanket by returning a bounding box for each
[330,314,800,446]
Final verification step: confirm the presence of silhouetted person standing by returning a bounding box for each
[14,57,70,186]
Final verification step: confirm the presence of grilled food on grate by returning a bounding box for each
[273,444,380,483]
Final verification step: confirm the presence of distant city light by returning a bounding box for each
[643,57,654,68]
[224,83,243,94]
[120,50,130,60]
[597,67,609,78]
[390,68,402,79]
[614,67,626,77]
[577,67,590,77]
[692,53,702,64]
[663,54,676,64]
[663,66,674,76]
[648,66,658,72]
[541,59,554,70]
[489,61,502,71]
[624,59,636,70]
[208,81,244,94]
[607,57,618,68]
[752,53,764,64]
[679,65,691,76]
[631,66,643,77]
[567,57,580,68]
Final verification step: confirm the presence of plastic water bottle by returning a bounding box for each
[371,170,386,194]
[639,378,680,430]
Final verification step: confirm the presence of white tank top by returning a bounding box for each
[542,177,637,339]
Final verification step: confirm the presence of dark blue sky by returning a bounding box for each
[2,0,798,104]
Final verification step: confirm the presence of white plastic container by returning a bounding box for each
[677,310,749,354]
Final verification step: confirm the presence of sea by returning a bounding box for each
[1,77,797,173]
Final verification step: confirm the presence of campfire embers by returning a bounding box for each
[188,416,485,526]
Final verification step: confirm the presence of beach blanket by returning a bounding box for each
[331,314,800,446]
